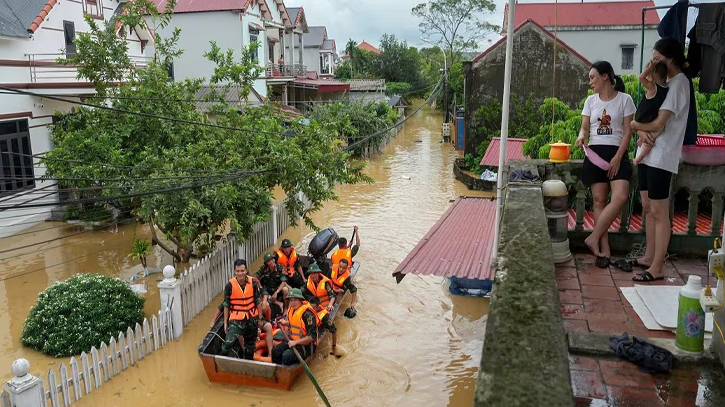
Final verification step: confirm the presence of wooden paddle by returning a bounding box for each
[280,327,332,407]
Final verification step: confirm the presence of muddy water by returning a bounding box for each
[0,104,493,406]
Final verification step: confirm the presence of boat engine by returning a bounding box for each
[308,228,339,265]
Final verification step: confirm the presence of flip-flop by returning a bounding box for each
[613,259,633,272]
[595,256,610,268]
[632,271,664,282]
[627,259,650,269]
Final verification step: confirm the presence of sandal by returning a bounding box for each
[613,259,633,272]
[628,259,650,269]
[595,256,610,268]
[632,271,664,282]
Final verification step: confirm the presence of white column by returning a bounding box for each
[288,31,294,67]
[270,198,279,242]
[4,359,45,407]
[158,265,183,339]
[298,33,304,67]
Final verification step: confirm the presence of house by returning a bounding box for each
[462,19,591,155]
[293,26,337,77]
[504,1,661,75]
[287,72,350,113]
[388,94,409,117]
[358,40,380,55]
[0,0,151,238]
[347,79,386,103]
[151,0,303,101]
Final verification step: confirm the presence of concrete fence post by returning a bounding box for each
[158,265,183,339]
[270,198,279,243]
[4,359,45,407]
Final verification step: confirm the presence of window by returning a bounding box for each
[250,30,259,62]
[0,119,35,196]
[64,21,76,58]
[621,46,635,70]
[84,0,103,18]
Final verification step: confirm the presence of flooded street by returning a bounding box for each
[0,105,492,406]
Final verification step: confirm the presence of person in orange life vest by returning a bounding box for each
[330,226,361,268]
[302,262,337,312]
[272,288,318,365]
[256,252,288,320]
[221,259,264,359]
[308,296,337,354]
[331,258,358,311]
[209,300,274,355]
[275,238,306,289]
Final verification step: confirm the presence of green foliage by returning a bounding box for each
[129,237,152,267]
[22,274,145,357]
[386,82,412,96]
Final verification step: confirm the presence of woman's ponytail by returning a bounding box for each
[613,75,625,92]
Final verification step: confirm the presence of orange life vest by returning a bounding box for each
[331,248,352,267]
[306,276,332,308]
[314,305,329,325]
[287,303,317,341]
[330,264,351,291]
[275,248,298,277]
[228,277,259,321]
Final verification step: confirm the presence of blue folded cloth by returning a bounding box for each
[609,332,674,373]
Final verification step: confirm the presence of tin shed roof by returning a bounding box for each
[393,197,497,282]
[480,137,528,166]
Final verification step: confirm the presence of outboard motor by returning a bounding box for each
[308,228,339,258]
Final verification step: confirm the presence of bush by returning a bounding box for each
[22,274,145,357]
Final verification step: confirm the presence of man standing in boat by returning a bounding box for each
[256,252,288,319]
[221,259,263,360]
[331,226,361,268]
[302,263,337,312]
[275,239,306,288]
[272,288,318,365]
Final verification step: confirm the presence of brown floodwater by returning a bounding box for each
[0,104,493,406]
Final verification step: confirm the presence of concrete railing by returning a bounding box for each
[475,172,573,406]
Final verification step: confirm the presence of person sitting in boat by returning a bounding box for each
[331,259,357,313]
[308,296,337,355]
[303,263,337,312]
[331,226,361,268]
[256,252,288,319]
[210,300,274,356]
[221,259,263,360]
[272,288,318,366]
[275,239,306,289]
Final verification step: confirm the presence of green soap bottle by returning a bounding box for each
[675,275,706,353]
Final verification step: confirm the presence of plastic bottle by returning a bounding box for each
[675,275,706,353]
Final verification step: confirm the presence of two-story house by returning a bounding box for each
[0,0,151,238]
[295,26,337,77]
[504,1,661,75]
[151,0,304,100]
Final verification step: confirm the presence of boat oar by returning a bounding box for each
[280,328,332,407]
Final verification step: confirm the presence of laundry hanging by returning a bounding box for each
[687,3,725,94]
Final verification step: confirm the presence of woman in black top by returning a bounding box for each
[633,61,669,165]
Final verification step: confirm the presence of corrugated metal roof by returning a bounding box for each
[480,137,528,166]
[504,1,660,30]
[346,79,385,92]
[393,197,497,281]
[154,0,246,14]
[195,85,263,112]
[0,0,49,38]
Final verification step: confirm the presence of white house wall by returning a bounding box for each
[553,28,660,75]
[303,47,320,73]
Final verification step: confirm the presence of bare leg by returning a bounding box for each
[647,198,670,278]
[585,183,610,257]
[634,135,653,165]
[585,180,629,258]
[350,291,357,310]
[637,192,655,267]
[260,295,271,321]
[262,322,274,354]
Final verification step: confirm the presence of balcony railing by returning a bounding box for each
[25,53,151,83]
[264,64,306,78]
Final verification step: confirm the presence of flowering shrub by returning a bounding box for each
[21,274,145,357]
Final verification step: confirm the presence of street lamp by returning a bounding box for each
[420,38,449,126]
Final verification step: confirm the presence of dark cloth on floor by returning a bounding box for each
[508,169,539,182]
[609,332,674,373]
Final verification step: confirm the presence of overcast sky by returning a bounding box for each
[290,0,707,52]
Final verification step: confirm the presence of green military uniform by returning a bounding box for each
[221,277,262,359]
[302,263,337,305]
[272,288,318,366]
[256,262,286,299]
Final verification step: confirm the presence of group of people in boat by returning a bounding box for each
[209,227,361,365]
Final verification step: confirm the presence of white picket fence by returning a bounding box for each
[1,308,174,407]
[177,194,311,326]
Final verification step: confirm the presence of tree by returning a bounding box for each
[377,34,423,86]
[45,0,370,263]
[412,0,498,65]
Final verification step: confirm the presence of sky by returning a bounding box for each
[289,0,709,53]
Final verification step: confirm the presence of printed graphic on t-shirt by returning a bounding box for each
[597,109,613,135]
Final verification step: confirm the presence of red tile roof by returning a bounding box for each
[480,137,528,166]
[154,0,247,13]
[29,0,59,34]
[393,197,497,281]
[292,78,350,93]
[358,41,381,55]
[503,1,660,31]
[472,19,591,66]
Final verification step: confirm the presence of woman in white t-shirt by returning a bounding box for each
[628,38,691,282]
[575,61,637,268]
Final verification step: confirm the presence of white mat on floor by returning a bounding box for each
[631,285,713,333]
[620,287,667,330]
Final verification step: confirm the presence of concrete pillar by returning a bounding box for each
[271,198,279,242]
[158,265,183,339]
[4,359,45,407]
[298,33,304,68]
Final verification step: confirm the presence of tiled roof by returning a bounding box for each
[503,1,660,31]
[346,79,385,92]
[393,197,497,281]
[0,0,55,37]
[154,0,247,14]
[480,137,528,166]
[195,85,263,112]
[303,26,325,48]
[321,39,335,51]
[358,41,380,54]
[388,95,408,107]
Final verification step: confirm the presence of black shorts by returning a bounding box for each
[581,145,633,186]
[637,164,673,200]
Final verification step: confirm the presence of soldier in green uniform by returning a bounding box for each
[221,259,263,359]
[256,252,288,319]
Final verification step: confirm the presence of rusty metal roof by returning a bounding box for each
[393,197,497,282]
[480,137,528,166]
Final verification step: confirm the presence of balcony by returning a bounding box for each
[25,53,150,84]
[264,64,306,78]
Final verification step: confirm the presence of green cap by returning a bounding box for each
[281,239,293,248]
[286,288,305,300]
[307,262,322,273]
[263,252,275,262]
